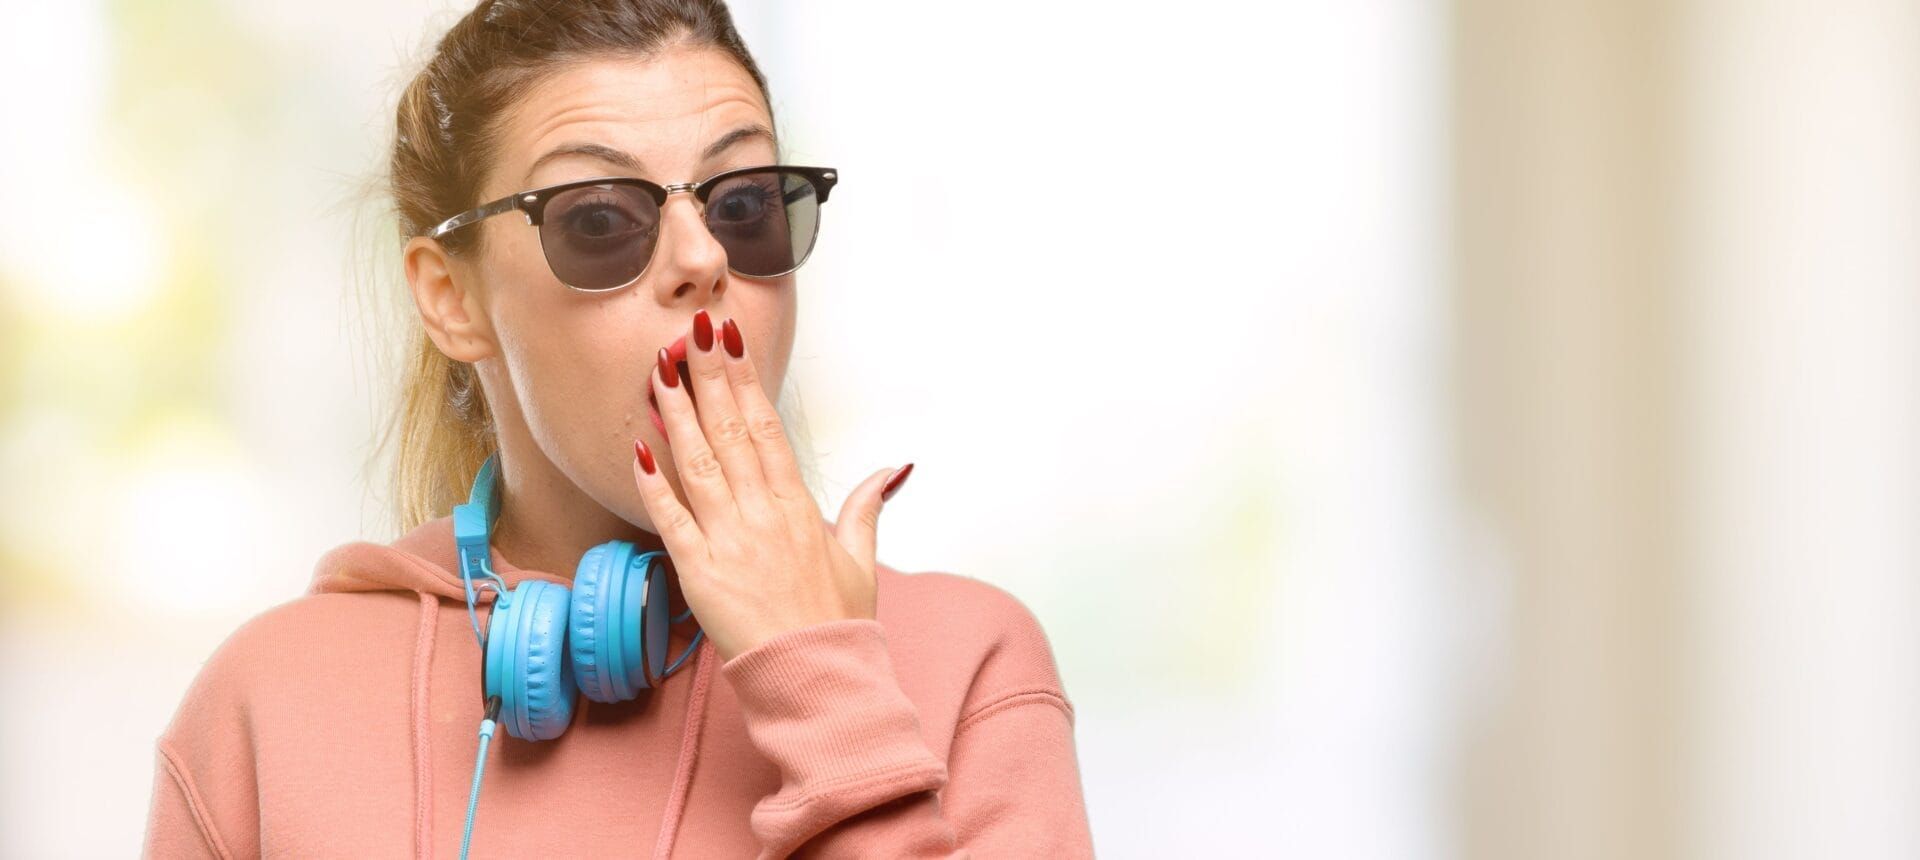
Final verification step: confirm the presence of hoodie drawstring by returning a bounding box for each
[411,593,439,859]
[651,636,715,860]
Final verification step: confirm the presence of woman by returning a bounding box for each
[140,1,1092,856]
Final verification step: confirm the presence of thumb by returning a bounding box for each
[833,462,913,573]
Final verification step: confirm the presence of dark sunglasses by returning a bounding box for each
[426,164,838,291]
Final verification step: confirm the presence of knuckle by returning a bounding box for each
[767,482,808,508]
[684,448,725,478]
[661,505,698,534]
[713,414,751,445]
[748,411,786,442]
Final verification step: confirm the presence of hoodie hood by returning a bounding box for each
[307,513,574,601]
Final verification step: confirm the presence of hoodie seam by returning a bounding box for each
[651,636,716,860]
[410,592,438,859]
[755,757,950,814]
[955,687,1073,735]
[156,738,233,860]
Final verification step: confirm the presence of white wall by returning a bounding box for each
[1678,1,1920,856]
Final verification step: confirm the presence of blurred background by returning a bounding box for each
[1,0,1915,856]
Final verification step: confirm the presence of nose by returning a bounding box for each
[648,191,729,305]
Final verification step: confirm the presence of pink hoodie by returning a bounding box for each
[141,513,1094,858]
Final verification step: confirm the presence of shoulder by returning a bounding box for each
[874,565,1072,725]
[159,590,423,743]
[878,567,1051,649]
[148,589,422,857]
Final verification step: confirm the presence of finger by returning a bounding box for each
[832,465,902,575]
[717,316,811,506]
[654,344,736,521]
[684,309,771,508]
[632,437,707,557]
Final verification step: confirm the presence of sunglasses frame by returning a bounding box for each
[425,164,839,291]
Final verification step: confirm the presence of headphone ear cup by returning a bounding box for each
[570,541,642,703]
[486,580,577,741]
[636,550,672,690]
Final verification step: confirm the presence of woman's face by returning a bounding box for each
[407,45,796,536]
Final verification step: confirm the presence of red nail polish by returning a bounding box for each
[881,462,914,502]
[722,318,744,358]
[635,439,656,475]
[693,309,714,352]
[656,347,679,387]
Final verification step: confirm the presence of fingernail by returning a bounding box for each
[722,317,744,358]
[881,462,914,502]
[656,347,679,387]
[634,438,657,475]
[693,308,715,352]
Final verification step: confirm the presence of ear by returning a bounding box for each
[404,235,497,363]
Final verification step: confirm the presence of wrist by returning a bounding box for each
[723,609,869,662]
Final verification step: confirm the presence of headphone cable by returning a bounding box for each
[460,695,503,860]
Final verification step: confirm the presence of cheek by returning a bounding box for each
[495,301,648,462]
[757,288,798,391]
[756,329,791,398]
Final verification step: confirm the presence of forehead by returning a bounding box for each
[492,46,773,188]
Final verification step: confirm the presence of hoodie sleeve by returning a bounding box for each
[143,619,265,860]
[720,612,1094,859]
[144,739,232,859]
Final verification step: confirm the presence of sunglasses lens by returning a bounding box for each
[704,168,821,277]
[538,182,659,290]
[536,170,825,288]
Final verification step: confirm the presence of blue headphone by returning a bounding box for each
[451,452,705,742]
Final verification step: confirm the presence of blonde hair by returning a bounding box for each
[353,0,796,538]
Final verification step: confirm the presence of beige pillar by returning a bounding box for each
[1451,1,1680,857]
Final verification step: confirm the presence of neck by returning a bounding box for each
[487,446,670,580]
[475,377,692,624]
[484,450,699,659]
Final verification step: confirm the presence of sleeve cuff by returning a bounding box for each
[721,619,948,809]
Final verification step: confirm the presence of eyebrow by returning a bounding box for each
[521,123,776,186]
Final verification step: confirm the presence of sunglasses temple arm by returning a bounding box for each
[430,195,529,239]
